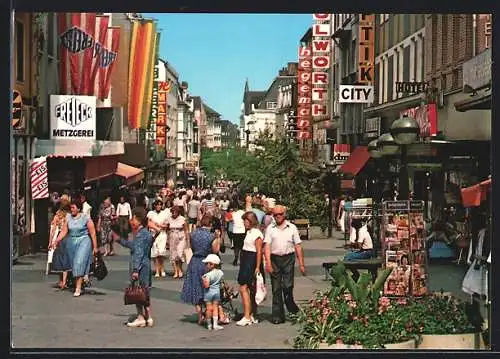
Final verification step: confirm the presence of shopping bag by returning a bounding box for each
[45,249,54,275]
[184,247,193,264]
[124,280,148,305]
[255,272,267,305]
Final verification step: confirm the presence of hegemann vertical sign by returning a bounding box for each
[312,14,331,121]
[297,45,312,140]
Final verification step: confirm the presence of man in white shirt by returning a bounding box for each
[264,205,305,324]
[344,218,374,261]
[80,193,92,217]
[116,195,132,238]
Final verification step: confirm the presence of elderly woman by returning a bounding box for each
[112,207,154,327]
[49,195,72,289]
[236,211,264,327]
[53,199,98,297]
[166,205,189,279]
[97,196,116,256]
[181,214,221,324]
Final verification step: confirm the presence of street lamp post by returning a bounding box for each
[245,129,250,149]
[390,116,420,200]
[321,161,337,238]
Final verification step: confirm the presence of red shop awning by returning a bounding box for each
[461,178,491,207]
[115,162,144,186]
[339,146,370,176]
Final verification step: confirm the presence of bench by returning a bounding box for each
[322,257,384,281]
[292,219,310,240]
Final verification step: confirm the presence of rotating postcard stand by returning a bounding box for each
[381,200,428,297]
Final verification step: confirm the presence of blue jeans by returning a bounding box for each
[344,249,374,261]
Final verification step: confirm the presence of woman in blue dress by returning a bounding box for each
[181,214,220,325]
[54,199,98,297]
[112,207,154,328]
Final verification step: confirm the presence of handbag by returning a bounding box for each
[91,253,108,281]
[255,272,267,305]
[124,280,148,305]
[184,247,193,264]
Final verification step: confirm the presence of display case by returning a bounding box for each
[381,200,428,297]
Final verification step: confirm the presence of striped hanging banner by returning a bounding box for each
[89,14,110,97]
[31,157,49,200]
[127,19,157,129]
[99,26,120,100]
[58,13,97,95]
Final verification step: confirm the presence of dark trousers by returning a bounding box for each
[270,253,300,320]
[118,216,129,238]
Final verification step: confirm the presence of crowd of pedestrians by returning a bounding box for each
[47,185,307,330]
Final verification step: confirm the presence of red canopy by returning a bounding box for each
[461,178,491,207]
[339,146,370,176]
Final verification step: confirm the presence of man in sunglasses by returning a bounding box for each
[263,205,306,324]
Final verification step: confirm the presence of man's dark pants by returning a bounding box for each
[118,216,129,238]
[270,253,300,321]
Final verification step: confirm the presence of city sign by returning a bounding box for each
[50,95,96,139]
[339,85,374,103]
[358,14,375,84]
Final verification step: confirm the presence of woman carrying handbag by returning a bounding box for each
[111,207,154,328]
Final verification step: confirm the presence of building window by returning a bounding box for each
[47,13,55,57]
[403,14,411,38]
[387,55,394,101]
[403,46,410,83]
[15,20,24,82]
[266,102,277,110]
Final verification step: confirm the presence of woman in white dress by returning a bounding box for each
[147,200,170,278]
[167,205,190,279]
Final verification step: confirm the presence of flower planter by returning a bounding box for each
[418,333,479,349]
[383,339,417,349]
[318,342,363,349]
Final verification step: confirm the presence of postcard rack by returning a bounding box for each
[381,200,428,298]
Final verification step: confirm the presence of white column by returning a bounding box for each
[409,39,416,82]
[383,56,388,103]
[398,46,404,99]
[416,35,423,82]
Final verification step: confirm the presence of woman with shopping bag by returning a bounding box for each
[48,195,72,289]
[235,211,265,327]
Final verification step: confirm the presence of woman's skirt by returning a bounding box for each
[238,250,257,286]
[100,221,113,246]
[151,231,168,258]
[180,255,206,305]
[169,229,186,263]
[66,235,93,277]
[51,239,72,273]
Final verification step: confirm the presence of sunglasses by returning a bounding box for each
[273,212,285,217]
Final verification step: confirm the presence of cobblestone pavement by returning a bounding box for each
[11,228,469,349]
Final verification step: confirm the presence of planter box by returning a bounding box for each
[318,343,363,349]
[384,339,417,349]
[418,333,479,349]
[319,339,415,350]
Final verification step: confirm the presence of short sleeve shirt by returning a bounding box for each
[202,268,224,291]
[264,221,302,256]
[242,228,264,252]
[147,210,169,226]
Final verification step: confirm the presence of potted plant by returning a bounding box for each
[293,264,418,349]
[408,291,484,349]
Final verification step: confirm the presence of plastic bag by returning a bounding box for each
[255,272,267,305]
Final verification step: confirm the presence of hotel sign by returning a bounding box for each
[358,14,375,84]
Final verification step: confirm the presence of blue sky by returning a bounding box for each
[143,13,312,124]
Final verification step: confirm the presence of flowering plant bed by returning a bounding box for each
[293,263,418,349]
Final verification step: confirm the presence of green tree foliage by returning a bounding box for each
[200,139,328,228]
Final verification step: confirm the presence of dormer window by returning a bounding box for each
[266,102,277,110]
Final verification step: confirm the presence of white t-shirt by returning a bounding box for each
[173,197,185,208]
[349,225,373,250]
[147,209,169,227]
[243,228,264,252]
[117,202,132,218]
[82,201,92,217]
[219,199,230,211]
[231,209,246,234]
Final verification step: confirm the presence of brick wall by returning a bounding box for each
[476,14,492,54]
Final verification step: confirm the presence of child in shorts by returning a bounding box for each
[202,254,224,331]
